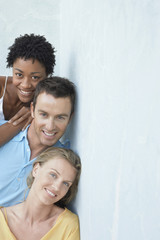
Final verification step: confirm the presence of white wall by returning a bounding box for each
[1,0,160,239]
[60,0,160,239]
[0,0,60,75]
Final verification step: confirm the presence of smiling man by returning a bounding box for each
[0,77,76,207]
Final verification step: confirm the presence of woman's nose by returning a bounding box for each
[21,77,31,88]
[52,180,61,192]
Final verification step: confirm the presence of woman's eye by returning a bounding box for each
[32,76,40,81]
[16,73,22,77]
[63,182,69,187]
[40,112,47,117]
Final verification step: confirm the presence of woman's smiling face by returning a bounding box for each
[32,157,77,205]
[12,58,47,103]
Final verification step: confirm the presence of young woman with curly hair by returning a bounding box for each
[0,34,56,145]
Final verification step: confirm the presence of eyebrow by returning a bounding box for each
[57,114,69,117]
[14,68,42,74]
[38,110,69,118]
[51,168,73,183]
[38,110,46,113]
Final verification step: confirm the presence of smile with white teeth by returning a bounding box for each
[46,189,56,197]
[20,89,32,95]
[43,131,56,136]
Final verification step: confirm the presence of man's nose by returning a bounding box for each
[46,119,56,131]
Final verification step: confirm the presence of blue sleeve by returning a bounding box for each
[0,120,8,126]
[54,138,70,149]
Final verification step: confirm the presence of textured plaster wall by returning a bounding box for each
[1,0,160,239]
[60,0,160,239]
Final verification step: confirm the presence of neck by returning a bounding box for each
[27,122,47,160]
[22,200,54,224]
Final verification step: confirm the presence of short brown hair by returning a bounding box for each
[33,77,76,116]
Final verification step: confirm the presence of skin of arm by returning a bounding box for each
[8,106,32,130]
[0,95,32,145]
[0,76,32,145]
[0,76,5,98]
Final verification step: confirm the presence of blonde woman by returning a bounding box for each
[0,147,81,240]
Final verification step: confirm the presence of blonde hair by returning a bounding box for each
[27,147,81,207]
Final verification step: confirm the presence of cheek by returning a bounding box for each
[31,81,40,89]
[34,115,44,126]
[34,173,49,186]
[58,121,70,131]
[63,184,72,195]
[33,119,41,133]
[61,188,69,198]
[12,78,19,86]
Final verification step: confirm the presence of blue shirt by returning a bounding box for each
[0,121,70,207]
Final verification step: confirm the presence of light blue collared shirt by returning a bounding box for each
[0,121,70,207]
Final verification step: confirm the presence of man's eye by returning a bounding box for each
[50,173,56,178]
[58,116,65,120]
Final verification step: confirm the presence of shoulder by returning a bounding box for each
[0,207,6,222]
[61,208,80,238]
[0,76,12,98]
[0,76,13,86]
[0,120,7,126]
[62,208,79,225]
[0,206,5,214]
[6,204,22,218]
[0,121,27,141]
[0,76,6,83]
[0,207,7,221]
[54,139,70,149]
[0,76,6,97]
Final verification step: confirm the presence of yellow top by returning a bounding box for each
[0,207,80,240]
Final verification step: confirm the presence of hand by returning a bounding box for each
[8,106,33,130]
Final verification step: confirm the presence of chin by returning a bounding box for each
[42,140,57,147]
[17,92,33,103]
[19,96,33,103]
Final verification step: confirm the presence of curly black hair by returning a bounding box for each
[6,33,56,76]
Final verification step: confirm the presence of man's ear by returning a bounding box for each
[32,163,40,178]
[30,102,35,118]
[69,112,74,123]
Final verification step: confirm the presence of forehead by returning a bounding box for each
[42,157,77,180]
[35,92,72,113]
[43,157,71,168]
[13,58,46,71]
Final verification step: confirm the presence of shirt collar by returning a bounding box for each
[12,125,30,142]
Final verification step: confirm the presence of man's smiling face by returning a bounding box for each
[31,92,72,147]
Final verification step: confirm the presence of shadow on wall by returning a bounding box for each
[65,51,79,152]
[67,194,79,214]
[65,52,80,214]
